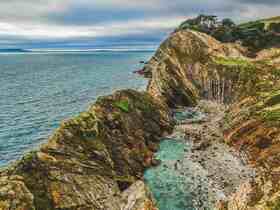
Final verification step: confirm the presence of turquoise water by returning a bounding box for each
[0,51,152,166]
[144,109,208,210]
[174,108,206,123]
[144,138,195,209]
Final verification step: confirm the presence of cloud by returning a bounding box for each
[0,1,69,23]
[0,16,186,39]
[0,0,279,48]
[237,0,280,5]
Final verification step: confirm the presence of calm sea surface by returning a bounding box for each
[0,51,153,166]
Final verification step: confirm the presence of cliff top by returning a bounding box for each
[176,15,280,55]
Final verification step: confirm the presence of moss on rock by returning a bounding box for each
[0,89,173,210]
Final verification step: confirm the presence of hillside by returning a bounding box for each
[144,25,280,209]
[239,16,280,28]
[176,15,280,55]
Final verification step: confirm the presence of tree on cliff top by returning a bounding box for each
[176,15,280,54]
[178,15,219,33]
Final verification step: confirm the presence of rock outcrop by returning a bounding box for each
[144,29,280,209]
[0,90,173,210]
[1,19,280,210]
[145,30,246,107]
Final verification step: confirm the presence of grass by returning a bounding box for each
[261,16,280,25]
[260,104,280,121]
[267,196,280,210]
[238,16,280,29]
[114,100,130,113]
[213,57,253,68]
[264,90,280,107]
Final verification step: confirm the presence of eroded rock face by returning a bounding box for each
[145,29,280,209]
[222,95,280,209]
[145,30,245,107]
[0,90,173,210]
[0,176,35,210]
[121,181,157,210]
[1,27,280,210]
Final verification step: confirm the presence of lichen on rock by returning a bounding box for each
[0,89,173,210]
[143,27,280,209]
[1,17,280,210]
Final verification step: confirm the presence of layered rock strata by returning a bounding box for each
[1,27,280,210]
[144,30,280,209]
[0,90,173,210]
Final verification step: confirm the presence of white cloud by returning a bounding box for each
[0,1,69,22]
[0,0,279,45]
[0,16,187,39]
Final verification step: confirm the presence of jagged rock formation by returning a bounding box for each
[0,90,173,210]
[145,30,280,209]
[1,18,280,210]
[146,30,248,107]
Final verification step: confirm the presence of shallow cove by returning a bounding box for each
[144,108,207,210]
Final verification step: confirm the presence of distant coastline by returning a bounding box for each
[0,48,31,53]
[0,47,156,54]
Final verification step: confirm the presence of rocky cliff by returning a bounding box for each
[144,29,280,209]
[0,90,173,210]
[1,17,280,210]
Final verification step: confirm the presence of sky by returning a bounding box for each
[0,0,279,49]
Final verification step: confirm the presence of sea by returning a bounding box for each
[0,50,153,166]
[0,49,207,210]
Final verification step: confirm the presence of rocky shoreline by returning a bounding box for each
[144,100,256,210]
[143,28,280,210]
[1,20,280,209]
[178,101,256,209]
[0,90,173,210]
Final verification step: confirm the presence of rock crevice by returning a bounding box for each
[145,30,280,209]
[1,27,280,210]
[0,90,173,210]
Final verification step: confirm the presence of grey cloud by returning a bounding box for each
[0,0,279,47]
[0,0,69,22]
[237,0,280,5]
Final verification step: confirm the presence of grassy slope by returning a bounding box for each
[238,16,280,29]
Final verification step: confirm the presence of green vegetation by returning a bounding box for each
[176,15,280,53]
[114,100,130,112]
[263,90,280,107]
[213,57,253,68]
[257,90,280,122]
[260,104,280,121]
[213,57,258,84]
[22,151,37,162]
[61,111,102,139]
[178,15,220,33]
[266,196,280,210]
[252,16,280,29]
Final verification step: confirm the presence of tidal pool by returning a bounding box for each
[144,138,195,210]
[144,108,208,210]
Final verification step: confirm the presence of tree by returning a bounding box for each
[222,18,236,28]
[269,23,280,33]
